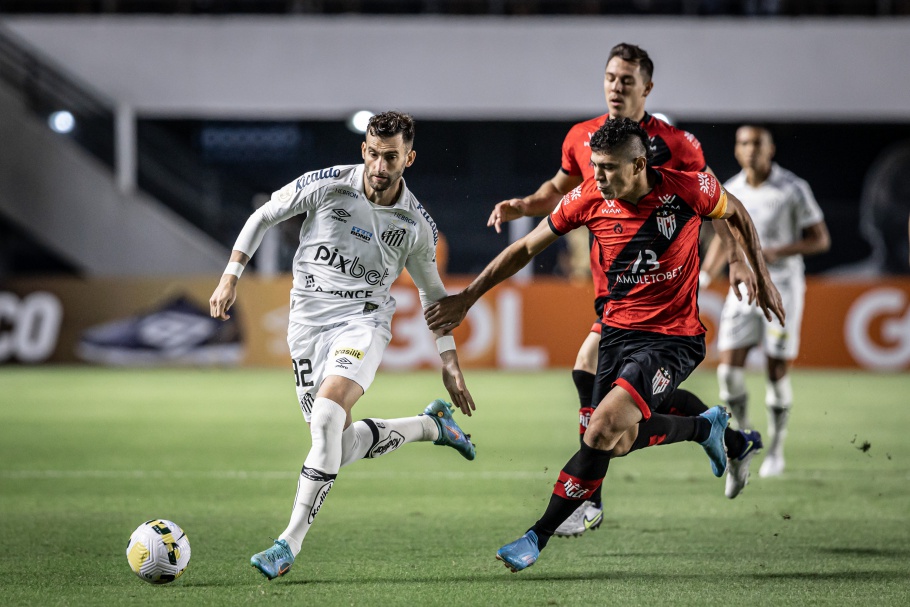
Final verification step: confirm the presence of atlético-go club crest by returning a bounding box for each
[652,367,672,395]
[655,194,678,239]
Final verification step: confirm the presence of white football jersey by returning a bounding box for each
[233,164,446,326]
[724,163,824,281]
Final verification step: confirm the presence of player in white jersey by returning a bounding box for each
[208,112,476,580]
[703,125,829,486]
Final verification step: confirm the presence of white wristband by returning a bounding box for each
[436,335,456,354]
[224,261,245,278]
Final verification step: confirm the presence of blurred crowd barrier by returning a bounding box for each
[2,275,909,371]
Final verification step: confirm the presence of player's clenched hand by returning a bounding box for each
[209,276,238,321]
[487,199,526,234]
[441,359,475,417]
[756,277,786,326]
[728,260,757,304]
[425,293,471,331]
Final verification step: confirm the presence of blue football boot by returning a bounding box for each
[698,406,731,477]
[250,539,294,580]
[496,530,541,572]
[422,399,476,461]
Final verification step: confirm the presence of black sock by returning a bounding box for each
[572,370,595,408]
[572,370,596,438]
[578,433,604,507]
[573,370,598,503]
[656,389,709,417]
[626,413,710,454]
[531,442,612,549]
[724,427,746,459]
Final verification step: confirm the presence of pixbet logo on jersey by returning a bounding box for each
[313,246,390,286]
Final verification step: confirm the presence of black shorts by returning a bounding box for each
[591,326,706,420]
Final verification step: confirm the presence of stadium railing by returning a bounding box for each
[0,25,249,246]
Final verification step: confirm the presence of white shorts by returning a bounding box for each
[287,318,392,422]
[716,273,805,361]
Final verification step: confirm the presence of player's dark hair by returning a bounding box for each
[608,43,654,82]
[738,123,774,143]
[367,111,415,146]
[589,118,653,162]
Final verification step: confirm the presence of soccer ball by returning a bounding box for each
[126,519,191,584]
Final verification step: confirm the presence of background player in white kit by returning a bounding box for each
[209,111,477,580]
[703,125,830,482]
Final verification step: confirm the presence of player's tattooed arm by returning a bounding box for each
[719,194,785,325]
[426,219,560,330]
[705,220,758,303]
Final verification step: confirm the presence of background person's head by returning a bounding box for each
[604,43,654,121]
[734,125,775,173]
[859,141,910,274]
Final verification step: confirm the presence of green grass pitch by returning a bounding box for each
[1,367,909,606]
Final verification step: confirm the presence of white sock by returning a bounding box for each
[339,415,438,467]
[765,376,793,455]
[718,363,750,429]
[279,397,346,556]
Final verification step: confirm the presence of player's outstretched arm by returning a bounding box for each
[487,171,582,233]
[210,251,250,320]
[721,193,785,325]
[426,219,560,331]
[704,221,758,303]
[436,343,475,416]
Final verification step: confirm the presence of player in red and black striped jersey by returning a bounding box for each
[486,42,754,534]
[427,119,784,572]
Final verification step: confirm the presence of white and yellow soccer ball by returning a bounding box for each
[126,519,191,584]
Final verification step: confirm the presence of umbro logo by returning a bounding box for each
[336,357,353,367]
[331,209,351,222]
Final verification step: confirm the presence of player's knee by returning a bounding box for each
[717,363,747,401]
[611,430,635,457]
[765,375,792,409]
[309,398,345,436]
[585,410,625,448]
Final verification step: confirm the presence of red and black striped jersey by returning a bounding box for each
[548,168,728,336]
[559,113,707,307]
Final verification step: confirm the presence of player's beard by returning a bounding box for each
[367,169,400,192]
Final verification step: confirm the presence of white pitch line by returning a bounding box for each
[0,468,896,481]
[0,469,553,481]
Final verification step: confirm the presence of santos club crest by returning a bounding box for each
[381,225,406,247]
